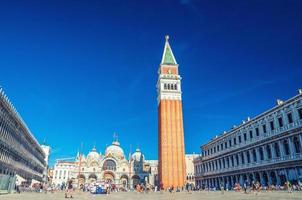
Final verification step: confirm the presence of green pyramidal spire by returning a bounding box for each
[161,35,177,65]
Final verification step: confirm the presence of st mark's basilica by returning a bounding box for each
[52,137,158,189]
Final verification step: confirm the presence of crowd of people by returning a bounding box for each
[202,180,302,194]
[13,179,302,199]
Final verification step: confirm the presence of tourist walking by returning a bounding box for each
[287,181,292,193]
[220,182,224,194]
[251,181,256,194]
[65,179,74,198]
[15,184,20,194]
[243,180,248,194]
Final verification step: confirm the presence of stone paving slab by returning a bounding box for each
[2,191,302,200]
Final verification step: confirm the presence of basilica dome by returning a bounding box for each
[132,148,144,162]
[105,141,125,160]
[87,147,100,161]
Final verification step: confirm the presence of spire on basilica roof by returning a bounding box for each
[113,132,118,141]
[91,144,97,152]
[112,132,120,146]
[161,35,177,65]
[136,143,141,152]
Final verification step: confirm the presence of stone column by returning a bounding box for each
[252,173,256,182]
[229,156,233,168]
[225,157,228,168]
[226,176,230,190]
[298,133,302,151]
[288,168,298,181]
[246,174,251,184]
[238,153,242,166]
[256,148,260,163]
[248,150,253,163]
[275,170,281,186]
[296,167,300,179]
[284,169,289,182]
[270,143,276,159]
[292,107,301,121]
[268,171,273,186]
[242,151,247,165]
[218,177,221,188]
[288,137,295,157]
[239,174,244,186]
[278,140,285,158]
[230,176,234,188]
[273,114,278,134]
[263,145,268,161]
[259,172,264,185]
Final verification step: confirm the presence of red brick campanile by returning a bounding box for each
[157,36,186,189]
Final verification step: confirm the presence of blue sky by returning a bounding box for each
[0,0,302,167]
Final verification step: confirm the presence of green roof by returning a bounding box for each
[161,36,177,65]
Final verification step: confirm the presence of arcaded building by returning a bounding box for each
[0,87,46,193]
[195,90,302,189]
[157,36,186,189]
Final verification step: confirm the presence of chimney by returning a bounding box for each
[298,89,302,94]
[247,117,251,121]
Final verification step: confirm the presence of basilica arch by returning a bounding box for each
[102,159,117,171]
[103,171,115,183]
[88,173,97,183]
[120,174,129,188]
[77,174,86,185]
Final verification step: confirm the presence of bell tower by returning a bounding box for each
[157,35,186,189]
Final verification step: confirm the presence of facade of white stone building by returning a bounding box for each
[194,90,302,189]
[0,87,46,193]
[185,154,197,186]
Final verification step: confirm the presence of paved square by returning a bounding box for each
[2,191,302,200]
